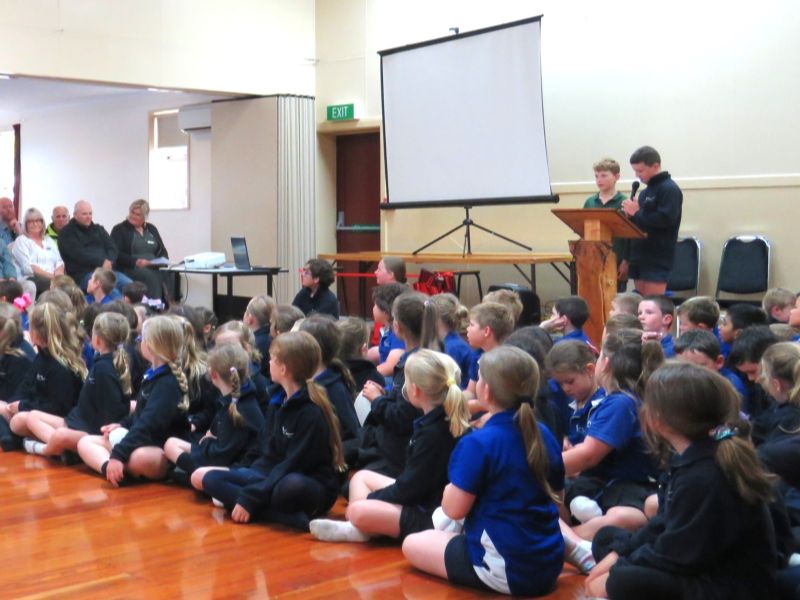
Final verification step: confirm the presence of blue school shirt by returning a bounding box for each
[583,389,656,483]
[378,328,405,364]
[443,331,476,389]
[660,333,675,358]
[720,366,747,399]
[566,387,606,446]
[449,411,565,596]
[85,294,113,305]
[468,348,484,383]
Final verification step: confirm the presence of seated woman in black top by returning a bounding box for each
[110,199,171,301]
[291,258,339,319]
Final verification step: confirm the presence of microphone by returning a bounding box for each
[631,181,640,200]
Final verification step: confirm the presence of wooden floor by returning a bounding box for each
[0,452,589,599]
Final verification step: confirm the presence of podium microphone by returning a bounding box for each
[631,181,640,200]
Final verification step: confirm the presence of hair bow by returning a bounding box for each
[13,293,32,312]
[711,425,737,441]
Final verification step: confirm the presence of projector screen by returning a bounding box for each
[380,16,556,209]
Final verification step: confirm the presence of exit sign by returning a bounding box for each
[327,103,356,121]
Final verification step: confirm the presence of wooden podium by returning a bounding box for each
[552,209,646,346]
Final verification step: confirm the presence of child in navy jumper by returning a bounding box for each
[194,331,344,531]
[23,312,131,457]
[561,328,663,541]
[357,292,439,478]
[0,303,33,401]
[0,303,85,448]
[637,295,675,358]
[431,293,476,390]
[163,343,264,477]
[337,317,382,390]
[244,293,275,378]
[212,321,272,415]
[77,315,190,485]
[403,346,565,597]
[310,349,470,543]
[586,363,777,599]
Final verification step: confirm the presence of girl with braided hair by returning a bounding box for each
[163,343,264,479]
[77,315,190,486]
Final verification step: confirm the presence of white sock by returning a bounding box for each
[565,538,595,574]
[211,498,225,508]
[570,495,603,523]
[309,519,370,543]
[23,438,45,455]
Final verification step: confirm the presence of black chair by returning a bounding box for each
[715,235,771,307]
[666,237,701,302]
[487,283,541,326]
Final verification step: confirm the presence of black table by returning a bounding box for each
[167,266,285,317]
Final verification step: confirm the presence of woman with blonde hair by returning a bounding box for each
[12,207,62,296]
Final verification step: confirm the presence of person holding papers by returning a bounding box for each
[111,199,172,301]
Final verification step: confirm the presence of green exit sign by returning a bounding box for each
[327,103,355,121]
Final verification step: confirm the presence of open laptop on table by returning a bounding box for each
[230,237,262,270]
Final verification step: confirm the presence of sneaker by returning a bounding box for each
[23,438,43,455]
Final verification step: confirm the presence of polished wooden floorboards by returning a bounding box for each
[0,452,589,599]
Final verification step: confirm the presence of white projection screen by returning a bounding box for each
[380,16,556,209]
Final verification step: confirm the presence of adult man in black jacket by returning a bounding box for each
[622,146,683,295]
[57,200,132,292]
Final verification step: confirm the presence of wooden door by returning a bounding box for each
[335,133,380,317]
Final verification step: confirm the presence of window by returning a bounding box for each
[0,129,14,198]
[149,110,189,210]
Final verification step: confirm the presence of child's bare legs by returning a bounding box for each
[191,466,229,492]
[346,500,402,538]
[25,411,64,443]
[643,494,659,519]
[348,470,395,502]
[44,428,88,456]
[573,507,648,540]
[402,530,457,579]
[163,437,191,465]
[9,412,32,437]
[77,435,112,474]
[0,401,12,422]
[127,446,170,481]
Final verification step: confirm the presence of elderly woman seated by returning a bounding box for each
[12,207,65,295]
[110,199,172,301]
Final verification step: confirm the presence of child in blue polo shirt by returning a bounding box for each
[431,293,476,389]
[637,295,675,358]
[561,328,663,541]
[403,346,565,597]
[674,329,748,400]
[85,268,116,305]
[541,295,597,353]
[464,301,514,405]
[366,283,407,385]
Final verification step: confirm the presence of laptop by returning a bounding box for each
[231,237,253,270]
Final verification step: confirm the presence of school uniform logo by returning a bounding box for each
[36,373,46,382]
[282,426,294,439]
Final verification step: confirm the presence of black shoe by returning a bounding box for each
[0,434,22,452]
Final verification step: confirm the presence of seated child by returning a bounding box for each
[637,295,675,357]
[763,288,796,325]
[541,295,595,349]
[586,363,777,599]
[163,343,264,478]
[750,342,800,446]
[728,325,778,417]
[0,303,34,400]
[86,268,116,305]
[402,346,565,597]
[483,288,523,328]
[603,313,642,339]
[272,304,304,337]
[121,281,148,305]
[674,329,747,399]
[24,312,132,458]
[431,293,475,389]
[366,283,408,380]
[337,317,382,390]
[292,258,339,319]
[609,292,641,318]
[465,301,515,401]
[371,257,408,345]
[310,350,470,543]
[561,329,663,540]
[211,320,272,416]
[719,303,769,358]
[243,294,275,377]
[676,295,720,335]
[194,331,344,530]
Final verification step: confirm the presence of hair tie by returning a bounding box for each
[446,377,456,387]
[117,343,125,351]
[424,299,432,308]
[711,425,737,441]
[229,366,237,375]
[13,293,32,312]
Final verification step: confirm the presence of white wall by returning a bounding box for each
[0,0,316,95]
[19,91,218,306]
[315,0,800,306]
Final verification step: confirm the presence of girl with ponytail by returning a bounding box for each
[163,343,264,481]
[196,332,344,531]
[310,349,470,543]
[24,312,131,458]
[403,346,565,597]
[77,315,191,486]
[586,362,776,599]
[561,328,663,541]
[751,342,800,445]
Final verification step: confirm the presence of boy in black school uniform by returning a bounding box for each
[638,295,676,358]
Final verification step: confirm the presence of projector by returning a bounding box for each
[183,252,226,269]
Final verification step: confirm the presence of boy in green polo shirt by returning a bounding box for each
[583,158,629,290]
